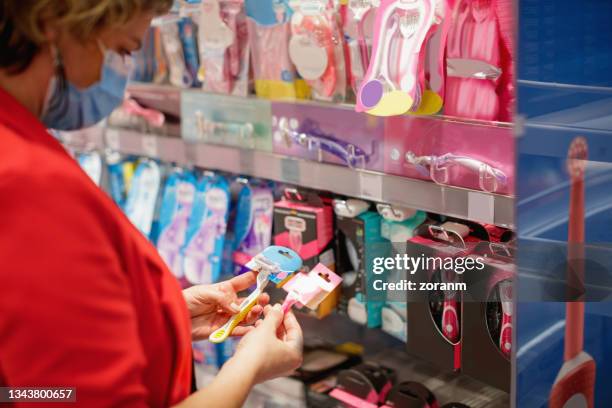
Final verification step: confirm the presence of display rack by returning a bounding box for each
[62,127,515,228]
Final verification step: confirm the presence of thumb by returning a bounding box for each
[262,304,283,330]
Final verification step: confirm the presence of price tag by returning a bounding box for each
[468,191,495,224]
[281,158,300,185]
[142,135,158,158]
[359,172,382,201]
[105,129,120,151]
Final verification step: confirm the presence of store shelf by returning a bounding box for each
[61,127,515,228]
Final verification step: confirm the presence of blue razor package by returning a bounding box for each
[156,168,197,279]
[125,160,162,238]
[183,174,231,284]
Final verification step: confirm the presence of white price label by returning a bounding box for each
[359,172,382,201]
[468,191,495,224]
[105,129,120,151]
[142,136,158,158]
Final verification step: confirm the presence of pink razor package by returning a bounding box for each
[444,0,515,121]
[246,0,308,99]
[288,1,347,102]
[384,115,513,195]
[271,101,384,171]
[343,0,378,94]
[356,0,444,116]
[198,0,250,96]
[462,241,514,392]
[281,263,342,314]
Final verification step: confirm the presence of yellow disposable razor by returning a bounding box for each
[209,246,302,343]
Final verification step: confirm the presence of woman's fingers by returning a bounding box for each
[228,271,257,292]
[282,311,303,350]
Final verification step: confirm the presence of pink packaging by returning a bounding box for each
[384,115,514,195]
[271,101,384,172]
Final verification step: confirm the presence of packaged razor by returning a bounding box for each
[156,168,197,279]
[232,181,275,275]
[198,0,250,96]
[377,204,427,340]
[462,240,515,392]
[281,263,343,314]
[209,245,302,343]
[288,0,348,102]
[405,220,490,371]
[344,0,378,94]
[356,0,439,116]
[77,151,103,187]
[124,159,162,238]
[159,18,194,88]
[183,174,231,285]
[444,0,515,121]
[246,0,307,99]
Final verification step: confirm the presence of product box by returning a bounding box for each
[462,242,515,393]
[273,195,337,317]
[405,221,490,372]
[181,91,273,151]
[271,101,384,172]
[379,209,427,341]
[335,209,388,328]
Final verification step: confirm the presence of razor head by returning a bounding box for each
[246,245,303,284]
[567,137,588,180]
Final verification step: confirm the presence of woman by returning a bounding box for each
[0,1,302,407]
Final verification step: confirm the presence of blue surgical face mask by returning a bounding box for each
[42,42,133,131]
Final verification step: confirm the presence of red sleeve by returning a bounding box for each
[0,169,150,407]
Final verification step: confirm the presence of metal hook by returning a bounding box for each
[428,224,467,249]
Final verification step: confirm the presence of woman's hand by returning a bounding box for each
[183,272,270,341]
[232,304,303,384]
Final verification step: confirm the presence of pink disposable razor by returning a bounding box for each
[498,280,512,358]
[290,12,338,98]
[549,137,595,408]
[357,0,436,116]
[281,264,343,313]
[285,216,306,253]
[441,269,460,343]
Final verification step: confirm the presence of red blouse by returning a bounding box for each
[0,87,192,407]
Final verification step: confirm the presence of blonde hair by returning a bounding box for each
[1,0,173,73]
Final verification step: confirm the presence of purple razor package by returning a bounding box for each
[232,182,275,275]
[271,101,384,171]
[182,174,231,285]
[156,168,198,279]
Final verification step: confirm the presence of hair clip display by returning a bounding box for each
[356,0,437,116]
[209,246,302,343]
[405,151,507,193]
